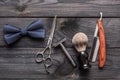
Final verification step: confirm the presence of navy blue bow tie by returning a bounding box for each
[4,20,45,45]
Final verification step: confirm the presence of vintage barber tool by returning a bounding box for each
[89,23,100,62]
[98,12,106,69]
[54,38,77,67]
[89,12,106,69]
[72,32,90,70]
[3,20,45,45]
[35,15,57,73]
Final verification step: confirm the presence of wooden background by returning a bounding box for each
[0,0,120,80]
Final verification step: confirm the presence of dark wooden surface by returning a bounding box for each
[0,0,120,80]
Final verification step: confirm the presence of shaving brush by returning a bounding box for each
[72,32,90,71]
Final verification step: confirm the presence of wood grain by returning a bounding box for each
[0,0,120,80]
[0,0,120,17]
[0,18,120,48]
[0,48,120,79]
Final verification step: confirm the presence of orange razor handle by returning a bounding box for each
[97,19,106,69]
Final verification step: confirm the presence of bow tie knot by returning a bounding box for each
[21,28,27,36]
[4,20,45,45]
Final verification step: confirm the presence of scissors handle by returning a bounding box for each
[43,60,50,74]
[35,52,44,63]
[44,57,53,67]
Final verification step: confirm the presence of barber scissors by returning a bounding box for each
[35,15,57,73]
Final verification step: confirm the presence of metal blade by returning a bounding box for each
[89,24,100,62]
[48,15,57,41]
[94,24,99,37]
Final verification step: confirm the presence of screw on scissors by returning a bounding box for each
[35,15,57,73]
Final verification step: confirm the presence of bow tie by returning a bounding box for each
[4,20,45,45]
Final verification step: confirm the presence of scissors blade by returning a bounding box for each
[47,15,57,45]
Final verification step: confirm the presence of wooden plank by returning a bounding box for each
[0,18,120,48]
[0,48,120,79]
[0,0,120,80]
[0,0,120,17]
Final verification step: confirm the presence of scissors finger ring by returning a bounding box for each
[44,57,53,67]
[35,52,44,63]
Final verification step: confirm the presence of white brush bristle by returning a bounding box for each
[72,32,88,52]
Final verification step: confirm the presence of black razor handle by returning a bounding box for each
[77,51,91,71]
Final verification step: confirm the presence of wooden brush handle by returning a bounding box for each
[98,19,106,69]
